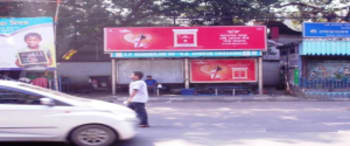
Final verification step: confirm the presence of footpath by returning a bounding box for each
[78,93,350,103]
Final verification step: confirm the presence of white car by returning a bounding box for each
[0,80,137,146]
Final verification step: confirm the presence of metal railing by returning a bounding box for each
[300,78,350,89]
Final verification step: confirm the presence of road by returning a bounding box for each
[3,101,350,146]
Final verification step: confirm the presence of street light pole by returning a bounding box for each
[111,58,116,96]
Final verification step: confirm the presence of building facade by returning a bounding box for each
[281,22,350,97]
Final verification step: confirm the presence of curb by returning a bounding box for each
[87,95,350,103]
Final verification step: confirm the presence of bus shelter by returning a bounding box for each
[104,26,267,96]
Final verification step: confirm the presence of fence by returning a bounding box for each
[300,78,350,98]
[300,78,350,89]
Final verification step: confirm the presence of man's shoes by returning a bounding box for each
[139,124,150,128]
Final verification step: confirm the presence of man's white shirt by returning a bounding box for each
[129,80,149,103]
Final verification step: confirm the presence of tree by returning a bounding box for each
[0,1,56,17]
[174,0,279,25]
[272,0,350,22]
[55,0,180,61]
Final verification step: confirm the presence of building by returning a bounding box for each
[266,21,302,90]
[280,22,350,97]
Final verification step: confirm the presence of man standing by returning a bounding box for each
[145,75,158,95]
[127,71,149,128]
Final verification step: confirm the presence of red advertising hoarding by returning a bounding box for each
[190,59,257,83]
[104,26,266,52]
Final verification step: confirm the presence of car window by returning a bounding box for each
[19,83,92,103]
[0,87,43,105]
[0,86,71,106]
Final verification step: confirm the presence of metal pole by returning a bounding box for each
[157,87,160,96]
[54,0,61,33]
[184,58,190,89]
[258,57,264,95]
[52,0,61,91]
[111,59,116,96]
[54,70,59,91]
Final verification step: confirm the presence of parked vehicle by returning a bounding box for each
[0,80,137,146]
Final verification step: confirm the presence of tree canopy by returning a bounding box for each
[272,0,350,22]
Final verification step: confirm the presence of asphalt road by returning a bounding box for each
[3,101,350,146]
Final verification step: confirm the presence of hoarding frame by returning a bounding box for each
[104,26,267,53]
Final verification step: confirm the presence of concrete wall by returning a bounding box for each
[263,61,280,86]
[57,62,111,84]
[57,60,280,86]
[117,59,184,84]
[57,60,185,85]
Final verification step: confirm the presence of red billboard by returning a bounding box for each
[190,59,257,83]
[104,26,266,52]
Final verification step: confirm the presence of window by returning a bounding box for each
[0,87,43,105]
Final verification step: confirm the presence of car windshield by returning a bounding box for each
[19,83,91,102]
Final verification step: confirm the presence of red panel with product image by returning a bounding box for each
[104,26,266,52]
[190,59,257,83]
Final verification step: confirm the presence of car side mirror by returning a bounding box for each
[40,98,55,106]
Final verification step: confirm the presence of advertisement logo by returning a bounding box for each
[173,29,198,47]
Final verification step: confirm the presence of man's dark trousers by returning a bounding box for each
[128,102,149,125]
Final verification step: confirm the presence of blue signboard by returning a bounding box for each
[110,50,262,58]
[303,22,350,37]
[0,17,53,35]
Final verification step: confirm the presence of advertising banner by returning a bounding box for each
[0,17,56,70]
[104,26,266,52]
[110,50,262,58]
[303,22,350,37]
[190,59,257,83]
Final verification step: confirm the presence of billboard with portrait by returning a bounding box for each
[0,17,56,70]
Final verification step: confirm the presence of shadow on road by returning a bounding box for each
[0,142,69,146]
[0,138,155,146]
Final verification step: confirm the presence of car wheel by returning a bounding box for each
[70,125,117,146]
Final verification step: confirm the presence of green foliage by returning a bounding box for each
[272,0,350,21]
